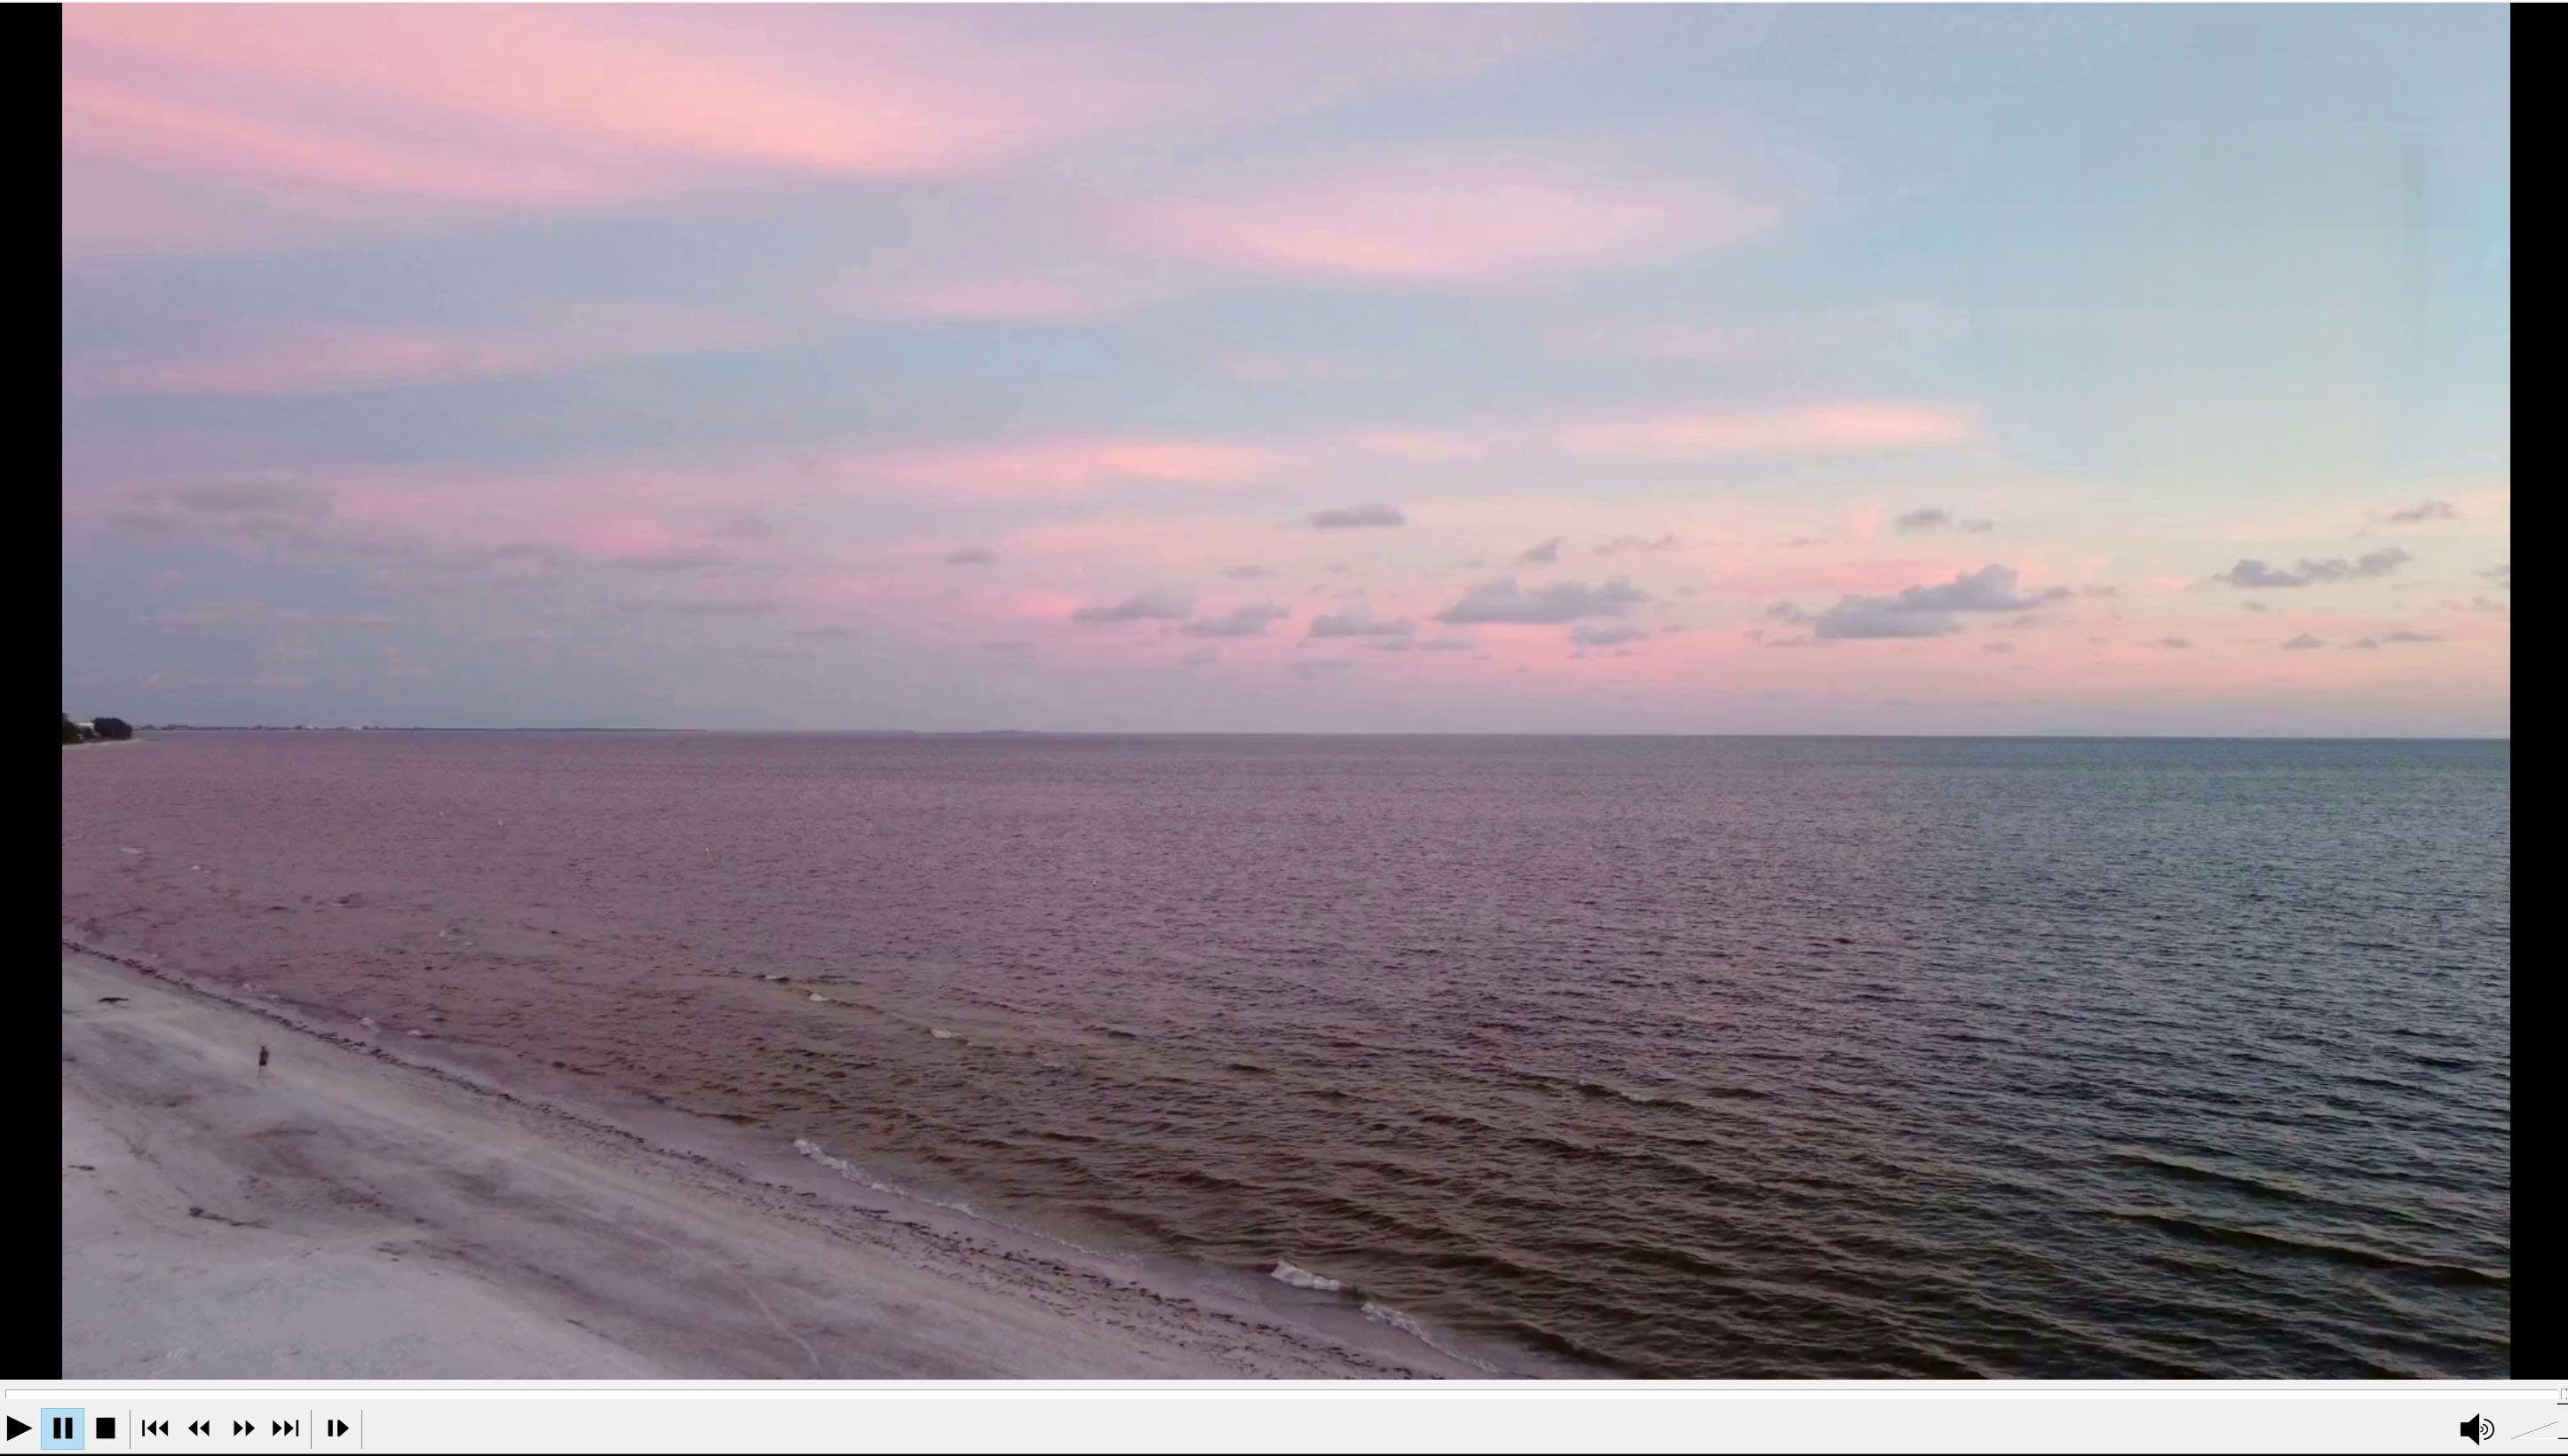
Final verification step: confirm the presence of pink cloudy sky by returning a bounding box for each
[61,5,2509,733]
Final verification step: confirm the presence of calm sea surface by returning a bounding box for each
[60,733,2510,1376]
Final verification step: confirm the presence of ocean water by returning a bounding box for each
[59,732,2510,1377]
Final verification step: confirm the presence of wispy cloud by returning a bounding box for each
[65,305,780,398]
[2383,499,2459,524]
[1570,622,1649,647]
[847,438,1269,500]
[1558,404,1974,457]
[2348,629,2448,649]
[1892,507,1993,534]
[1129,157,1770,286]
[1308,605,1416,639]
[1070,587,1195,624]
[1308,502,1406,530]
[1180,602,1288,637]
[61,6,1193,249]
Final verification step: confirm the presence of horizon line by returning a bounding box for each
[106,725,2510,742]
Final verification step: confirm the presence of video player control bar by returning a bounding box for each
[4,1411,357,1450]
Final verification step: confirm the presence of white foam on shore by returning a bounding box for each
[1269,1262,1344,1292]
[793,1136,982,1220]
[1362,1301,1505,1375]
[789,1136,1145,1267]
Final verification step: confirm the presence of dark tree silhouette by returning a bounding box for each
[61,714,82,745]
[93,716,133,740]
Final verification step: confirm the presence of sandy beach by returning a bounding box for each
[59,949,1473,1379]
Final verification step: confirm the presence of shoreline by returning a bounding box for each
[61,947,1495,1379]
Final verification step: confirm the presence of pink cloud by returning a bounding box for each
[65,306,780,398]
[837,274,1140,323]
[842,438,1272,500]
[1559,404,1977,457]
[1343,429,1494,461]
[61,6,1190,249]
[61,81,622,209]
[1132,162,1771,284]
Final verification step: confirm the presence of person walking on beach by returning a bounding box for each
[258,1043,269,1080]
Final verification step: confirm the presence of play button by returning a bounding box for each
[4,1417,28,1440]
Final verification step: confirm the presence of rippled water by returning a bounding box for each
[60,732,2510,1376]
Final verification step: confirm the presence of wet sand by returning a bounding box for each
[59,951,1466,1379]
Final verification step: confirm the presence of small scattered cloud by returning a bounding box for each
[1981,640,2015,654]
[2479,562,2510,584]
[1895,506,1995,534]
[1802,600,1956,639]
[2154,636,2193,649]
[619,544,733,572]
[1071,587,1196,623]
[1290,659,1352,678]
[2081,584,2119,598]
[713,513,776,540]
[1181,602,1289,637]
[2384,500,2458,524]
[943,546,997,566]
[1893,565,2069,613]
[1771,564,2066,642]
[1517,536,1562,565]
[1435,574,1649,624]
[1309,502,1405,530]
[1309,605,1416,638]
[1220,565,1271,580]
[2243,600,2271,613]
[1570,622,1648,647]
[979,639,1031,653]
[2349,629,2447,649]
[2281,633,2326,651]
[2215,549,2411,589]
[1594,533,1679,556]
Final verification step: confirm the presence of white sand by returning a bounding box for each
[61,952,1474,1379]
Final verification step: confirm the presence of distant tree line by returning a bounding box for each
[62,714,131,744]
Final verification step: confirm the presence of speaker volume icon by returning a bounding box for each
[2461,1413,2494,1444]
